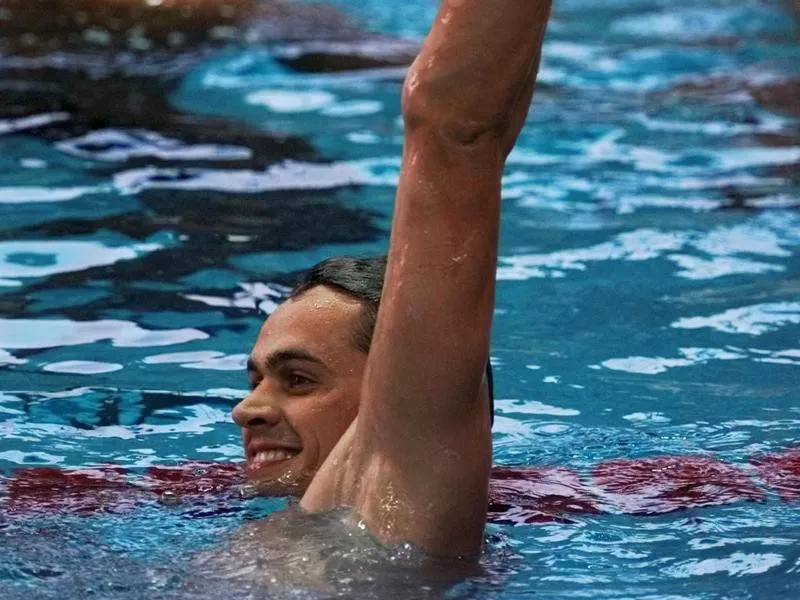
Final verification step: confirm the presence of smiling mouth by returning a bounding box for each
[248,449,300,471]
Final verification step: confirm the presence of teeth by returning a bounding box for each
[252,449,298,465]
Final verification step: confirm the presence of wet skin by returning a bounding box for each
[233,285,366,496]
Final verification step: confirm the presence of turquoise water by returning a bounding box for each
[1,0,799,598]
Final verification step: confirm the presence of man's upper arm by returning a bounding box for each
[350,122,504,554]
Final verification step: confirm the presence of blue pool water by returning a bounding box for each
[1,0,799,598]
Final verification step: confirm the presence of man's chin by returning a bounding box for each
[242,468,312,498]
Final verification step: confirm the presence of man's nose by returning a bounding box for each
[232,393,284,429]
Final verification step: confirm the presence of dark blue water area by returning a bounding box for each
[1,0,799,598]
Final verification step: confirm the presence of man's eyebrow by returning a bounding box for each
[264,348,327,372]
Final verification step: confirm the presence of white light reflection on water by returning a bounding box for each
[114,160,367,194]
[601,347,747,375]
[1,399,230,446]
[665,552,784,578]
[144,351,247,371]
[246,89,337,112]
[610,6,785,40]
[667,255,784,280]
[0,450,65,465]
[0,349,27,366]
[495,398,580,417]
[56,129,253,163]
[498,213,799,281]
[0,186,104,204]
[0,112,70,136]
[182,281,288,313]
[672,302,800,336]
[0,318,208,349]
[42,361,124,375]
[0,240,162,279]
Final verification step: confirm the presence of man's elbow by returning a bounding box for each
[401,68,509,150]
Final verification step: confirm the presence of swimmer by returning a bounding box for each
[232,0,553,558]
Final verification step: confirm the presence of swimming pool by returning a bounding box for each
[1,0,799,597]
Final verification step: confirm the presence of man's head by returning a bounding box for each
[232,255,493,495]
[232,257,386,495]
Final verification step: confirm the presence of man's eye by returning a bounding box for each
[249,377,262,391]
[288,373,313,388]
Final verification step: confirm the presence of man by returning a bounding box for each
[233,0,553,558]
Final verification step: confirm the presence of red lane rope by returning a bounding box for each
[3,466,134,517]
[2,450,798,523]
[751,448,800,503]
[488,466,603,525]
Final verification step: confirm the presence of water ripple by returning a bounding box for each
[0,0,798,597]
[0,239,163,280]
[499,213,799,281]
[56,130,253,163]
[672,302,800,336]
[0,318,208,350]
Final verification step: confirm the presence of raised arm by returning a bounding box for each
[302,0,552,556]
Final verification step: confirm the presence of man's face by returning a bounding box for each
[232,285,367,496]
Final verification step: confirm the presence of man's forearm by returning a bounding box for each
[402,0,552,144]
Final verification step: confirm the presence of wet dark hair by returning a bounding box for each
[290,255,495,424]
[290,256,385,354]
